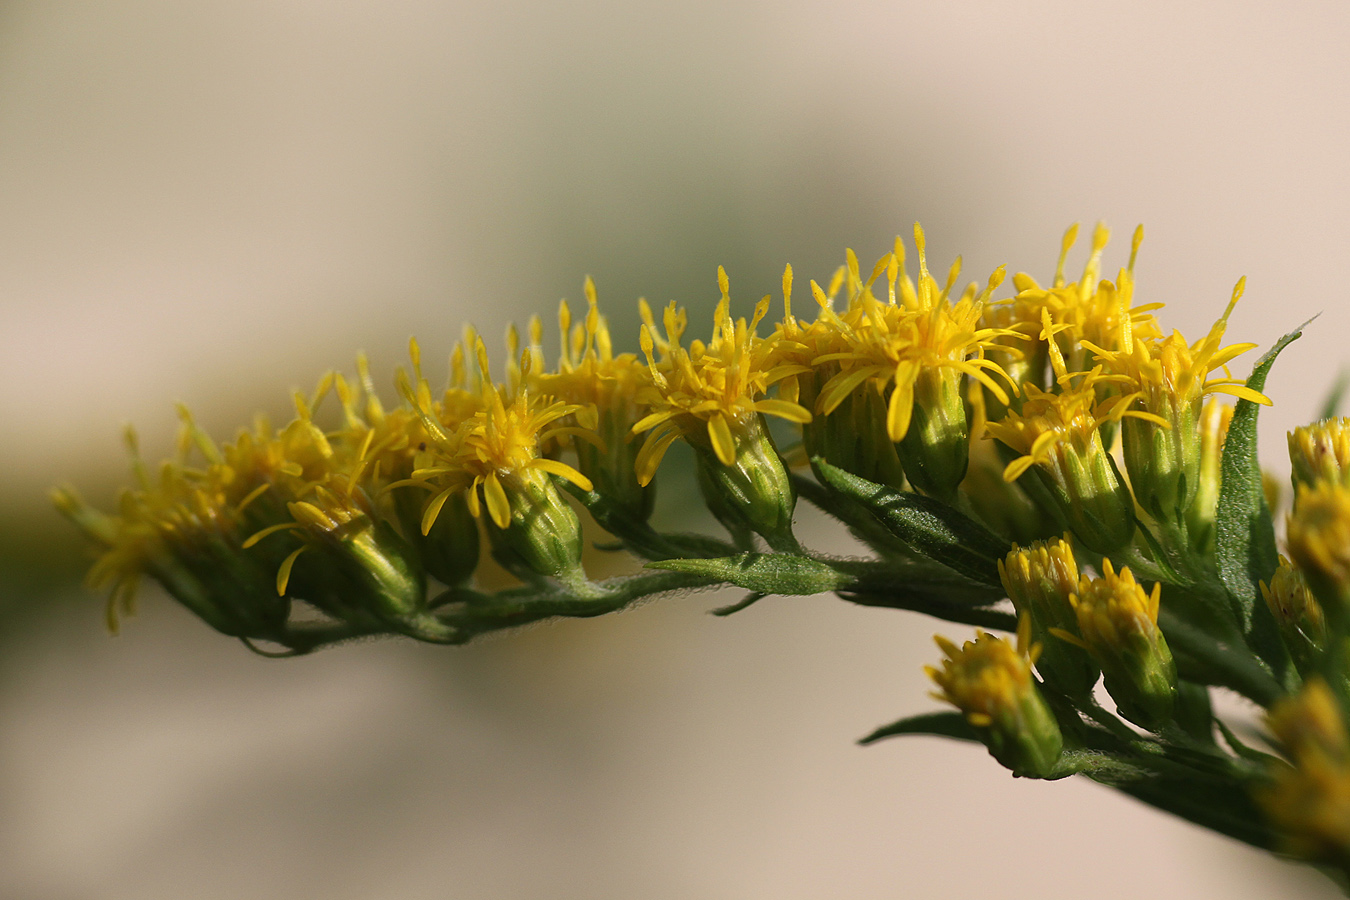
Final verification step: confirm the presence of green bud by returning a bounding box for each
[1262,557,1327,675]
[998,538,1099,698]
[691,412,798,552]
[394,485,480,587]
[482,468,586,583]
[575,406,656,524]
[804,385,906,491]
[895,368,968,501]
[279,493,437,638]
[1121,390,1202,524]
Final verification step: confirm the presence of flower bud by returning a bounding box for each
[1260,678,1350,864]
[926,624,1063,778]
[1286,480,1350,630]
[1067,561,1176,728]
[392,485,480,587]
[1290,417,1350,493]
[805,384,907,492]
[691,412,798,551]
[478,467,587,583]
[259,489,442,639]
[894,366,970,501]
[1261,557,1327,675]
[574,404,656,523]
[1119,363,1202,524]
[999,538,1099,698]
[985,384,1136,554]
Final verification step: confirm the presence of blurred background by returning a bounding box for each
[2,0,1347,896]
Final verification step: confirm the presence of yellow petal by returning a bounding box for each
[421,487,456,535]
[753,398,812,424]
[529,457,594,491]
[886,380,914,442]
[483,472,511,530]
[708,413,737,466]
[276,546,307,596]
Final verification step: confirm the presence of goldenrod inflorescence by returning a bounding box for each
[57,222,1350,885]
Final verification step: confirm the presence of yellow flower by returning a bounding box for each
[983,379,1142,552]
[533,278,654,520]
[632,266,811,481]
[1080,278,1268,522]
[406,333,593,581]
[1286,480,1350,627]
[926,617,1063,777]
[771,262,907,489]
[1290,417,1350,493]
[998,537,1098,697]
[1061,560,1176,727]
[813,227,1014,442]
[1002,223,1163,387]
[632,268,810,549]
[1261,678,1350,864]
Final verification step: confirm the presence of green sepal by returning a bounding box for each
[812,459,1012,587]
[858,711,979,745]
[1215,319,1310,677]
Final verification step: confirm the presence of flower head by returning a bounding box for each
[633,267,811,480]
[811,227,1015,498]
[407,333,593,581]
[534,278,655,521]
[1290,417,1350,493]
[999,537,1098,697]
[926,619,1063,777]
[1286,480,1350,626]
[633,268,810,548]
[1064,560,1176,727]
[983,380,1138,552]
[1261,679,1350,864]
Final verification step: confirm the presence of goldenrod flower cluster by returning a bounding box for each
[60,222,1350,885]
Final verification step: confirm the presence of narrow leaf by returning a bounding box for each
[858,711,978,745]
[1215,319,1310,674]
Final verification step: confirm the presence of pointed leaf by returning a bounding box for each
[1215,319,1310,674]
[859,711,979,745]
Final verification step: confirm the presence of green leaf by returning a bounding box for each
[1215,319,1310,675]
[858,711,979,745]
[812,459,1012,587]
[648,553,854,595]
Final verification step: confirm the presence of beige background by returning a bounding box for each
[1,1,1347,897]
